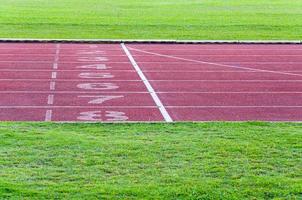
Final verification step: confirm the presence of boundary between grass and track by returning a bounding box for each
[0,39,302,44]
[121,43,173,122]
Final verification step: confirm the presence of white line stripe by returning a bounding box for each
[127,47,302,78]
[121,43,173,122]
[1,79,302,82]
[166,106,302,108]
[50,81,56,90]
[0,69,136,72]
[1,69,302,73]
[1,48,302,50]
[47,94,54,105]
[0,60,302,64]
[44,44,60,122]
[1,105,302,109]
[45,110,52,121]
[1,91,302,94]
[0,106,159,108]
[53,44,60,69]
[2,53,302,56]
[51,72,57,79]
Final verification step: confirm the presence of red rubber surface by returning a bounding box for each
[0,42,302,122]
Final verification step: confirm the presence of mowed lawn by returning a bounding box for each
[0,0,302,40]
[0,122,301,199]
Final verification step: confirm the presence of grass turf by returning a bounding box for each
[0,122,301,199]
[0,0,302,40]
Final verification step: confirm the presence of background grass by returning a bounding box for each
[0,0,302,40]
[0,122,301,199]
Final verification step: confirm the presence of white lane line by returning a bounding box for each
[50,81,56,90]
[2,91,302,94]
[0,106,159,108]
[1,69,302,73]
[1,60,302,64]
[45,44,60,121]
[51,72,57,79]
[2,79,302,82]
[53,44,60,69]
[127,47,302,78]
[45,110,52,121]
[166,106,302,108]
[2,53,302,56]
[47,94,54,105]
[1,105,302,109]
[121,43,173,122]
[0,69,136,72]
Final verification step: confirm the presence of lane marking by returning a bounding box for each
[47,94,54,105]
[1,69,302,73]
[0,69,135,72]
[51,72,57,79]
[1,105,302,109]
[121,43,173,122]
[2,79,302,82]
[1,61,302,64]
[45,110,52,121]
[127,47,302,78]
[50,81,56,90]
[45,44,60,121]
[166,106,302,108]
[0,106,158,108]
[2,91,302,94]
[2,53,302,56]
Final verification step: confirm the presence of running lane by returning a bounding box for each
[127,43,302,121]
[0,43,163,122]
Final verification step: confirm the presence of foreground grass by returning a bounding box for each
[0,0,302,40]
[0,122,301,199]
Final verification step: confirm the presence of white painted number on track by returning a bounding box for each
[76,64,111,70]
[78,72,114,79]
[77,111,128,121]
[78,95,124,104]
[106,111,129,121]
[77,83,119,90]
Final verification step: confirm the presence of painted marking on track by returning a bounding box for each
[77,50,106,55]
[4,91,302,94]
[127,47,302,78]
[78,72,114,79]
[76,64,111,70]
[2,79,302,82]
[77,83,119,90]
[0,106,157,108]
[78,95,124,104]
[77,111,128,121]
[50,81,56,90]
[51,72,57,79]
[45,44,60,121]
[45,110,52,121]
[78,57,108,62]
[1,105,302,109]
[47,94,54,105]
[121,43,173,122]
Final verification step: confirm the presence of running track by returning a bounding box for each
[0,42,302,122]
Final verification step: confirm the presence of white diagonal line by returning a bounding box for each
[121,43,173,122]
[128,46,302,78]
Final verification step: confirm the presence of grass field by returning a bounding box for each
[0,0,302,40]
[0,122,301,199]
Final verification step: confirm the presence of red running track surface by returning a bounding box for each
[0,42,302,122]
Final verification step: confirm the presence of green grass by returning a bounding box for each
[0,0,302,40]
[0,122,301,199]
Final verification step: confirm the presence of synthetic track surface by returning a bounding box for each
[0,43,302,122]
